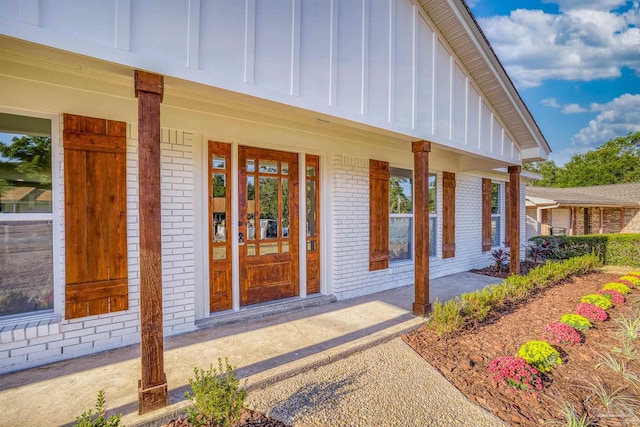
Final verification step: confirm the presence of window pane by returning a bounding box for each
[281,163,289,175]
[428,174,436,214]
[390,217,412,261]
[246,159,255,172]
[212,174,226,242]
[491,183,499,214]
[307,240,317,252]
[259,160,278,174]
[306,165,316,177]
[247,176,255,240]
[491,216,501,247]
[429,216,437,256]
[306,180,317,237]
[213,246,226,260]
[0,221,53,316]
[259,177,278,239]
[0,127,52,214]
[260,242,279,255]
[389,176,412,214]
[212,156,226,169]
[282,178,289,238]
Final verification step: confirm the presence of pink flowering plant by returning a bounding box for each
[487,356,543,396]
[542,322,582,346]
[574,302,608,322]
[597,289,625,304]
[619,275,640,288]
[579,294,613,310]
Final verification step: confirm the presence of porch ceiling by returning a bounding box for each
[417,0,551,157]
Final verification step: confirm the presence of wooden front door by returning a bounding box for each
[238,146,299,305]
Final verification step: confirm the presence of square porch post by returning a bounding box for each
[412,140,431,316]
[135,70,168,414]
[508,165,521,275]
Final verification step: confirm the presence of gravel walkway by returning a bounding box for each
[246,337,507,426]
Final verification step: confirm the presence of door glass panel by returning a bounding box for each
[212,173,227,242]
[259,160,278,174]
[247,159,255,172]
[307,240,316,252]
[212,156,226,169]
[260,242,279,255]
[306,180,316,237]
[282,242,290,253]
[259,177,278,239]
[247,244,256,257]
[247,176,255,240]
[306,165,316,177]
[213,246,227,260]
[281,163,289,175]
[282,178,289,238]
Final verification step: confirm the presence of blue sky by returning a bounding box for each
[468,0,640,165]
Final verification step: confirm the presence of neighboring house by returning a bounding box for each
[525,183,640,240]
[0,0,549,412]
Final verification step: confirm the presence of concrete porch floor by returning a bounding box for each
[0,272,502,427]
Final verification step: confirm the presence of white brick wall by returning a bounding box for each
[0,123,198,374]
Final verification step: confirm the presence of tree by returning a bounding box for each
[525,132,640,188]
[0,135,52,184]
[390,176,412,214]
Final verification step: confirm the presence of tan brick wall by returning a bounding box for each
[603,208,623,233]
[623,208,640,233]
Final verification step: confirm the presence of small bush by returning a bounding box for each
[185,358,247,427]
[542,322,582,346]
[619,275,640,288]
[487,356,543,395]
[74,390,123,427]
[518,340,562,373]
[574,303,608,322]
[602,282,631,295]
[579,294,613,310]
[460,286,501,324]
[560,314,592,331]
[598,289,625,304]
[426,298,463,337]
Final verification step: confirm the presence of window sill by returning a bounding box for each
[0,312,62,344]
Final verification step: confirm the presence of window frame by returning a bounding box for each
[0,109,61,321]
[389,167,414,263]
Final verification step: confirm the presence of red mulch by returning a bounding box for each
[403,270,640,426]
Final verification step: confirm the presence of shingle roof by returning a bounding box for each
[526,183,640,207]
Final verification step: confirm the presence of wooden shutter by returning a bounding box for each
[504,183,511,247]
[442,172,455,258]
[369,160,389,271]
[64,113,128,319]
[482,178,492,251]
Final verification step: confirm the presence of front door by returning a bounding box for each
[238,146,299,305]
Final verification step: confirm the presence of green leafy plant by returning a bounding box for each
[596,353,628,374]
[560,314,592,332]
[491,248,510,271]
[74,390,123,427]
[602,282,631,295]
[185,358,247,427]
[543,398,593,427]
[426,298,463,337]
[619,275,640,288]
[518,340,562,373]
[487,356,542,396]
[614,317,640,342]
[612,341,639,359]
[577,376,638,414]
[579,294,613,310]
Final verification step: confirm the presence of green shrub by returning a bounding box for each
[426,298,464,337]
[501,275,532,303]
[579,294,613,310]
[529,234,640,267]
[185,358,247,427]
[518,340,562,373]
[74,390,123,427]
[460,286,502,323]
[602,282,631,295]
[560,314,592,331]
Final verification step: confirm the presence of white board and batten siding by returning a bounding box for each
[0,0,521,164]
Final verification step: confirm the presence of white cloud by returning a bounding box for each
[571,93,640,147]
[465,0,479,7]
[561,103,588,114]
[541,98,561,108]
[477,4,640,87]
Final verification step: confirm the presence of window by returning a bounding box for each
[0,112,53,318]
[428,174,437,257]
[389,168,413,262]
[491,183,501,247]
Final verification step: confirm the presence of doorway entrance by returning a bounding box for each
[238,146,299,305]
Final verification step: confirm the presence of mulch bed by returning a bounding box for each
[403,270,640,426]
[470,260,539,278]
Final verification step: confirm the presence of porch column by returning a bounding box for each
[508,166,521,275]
[412,140,431,316]
[135,70,168,414]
